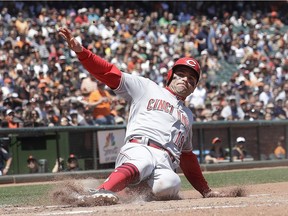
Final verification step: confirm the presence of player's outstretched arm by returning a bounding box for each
[58,27,83,53]
[58,27,121,89]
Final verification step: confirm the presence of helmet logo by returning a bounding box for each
[186,59,197,67]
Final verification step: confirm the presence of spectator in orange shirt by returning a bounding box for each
[88,80,115,125]
[15,12,28,35]
[273,137,286,159]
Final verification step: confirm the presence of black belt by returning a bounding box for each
[129,138,175,162]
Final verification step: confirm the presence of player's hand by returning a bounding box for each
[58,27,83,53]
[204,188,246,198]
[203,190,226,198]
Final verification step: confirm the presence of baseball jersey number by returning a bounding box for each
[174,131,185,149]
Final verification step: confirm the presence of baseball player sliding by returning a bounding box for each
[58,27,222,205]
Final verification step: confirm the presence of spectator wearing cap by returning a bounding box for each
[58,55,68,72]
[75,8,89,25]
[205,137,228,164]
[232,137,248,161]
[68,109,88,126]
[265,102,275,116]
[27,155,39,173]
[9,105,24,127]
[112,104,126,125]
[69,110,79,126]
[52,154,82,172]
[199,49,209,74]
[87,80,115,125]
[272,137,286,159]
[219,81,229,94]
[60,116,71,126]
[249,67,263,90]
[220,96,245,121]
[65,154,82,172]
[3,109,21,128]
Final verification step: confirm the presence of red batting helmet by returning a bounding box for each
[212,137,221,144]
[166,57,201,86]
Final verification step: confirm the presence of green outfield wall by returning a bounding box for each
[0,120,287,175]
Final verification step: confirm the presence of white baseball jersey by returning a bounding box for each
[114,72,194,163]
[76,48,209,198]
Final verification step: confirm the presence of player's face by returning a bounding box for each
[169,66,198,97]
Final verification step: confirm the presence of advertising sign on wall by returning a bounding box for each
[97,129,126,164]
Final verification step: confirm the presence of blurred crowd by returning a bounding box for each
[0,1,287,127]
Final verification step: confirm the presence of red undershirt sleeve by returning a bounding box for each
[75,47,122,89]
[180,151,211,197]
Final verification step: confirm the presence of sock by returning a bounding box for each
[97,163,139,192]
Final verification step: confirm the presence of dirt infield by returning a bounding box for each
[1,181,288,216]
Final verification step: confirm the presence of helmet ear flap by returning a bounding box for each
[166,69,173,86]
